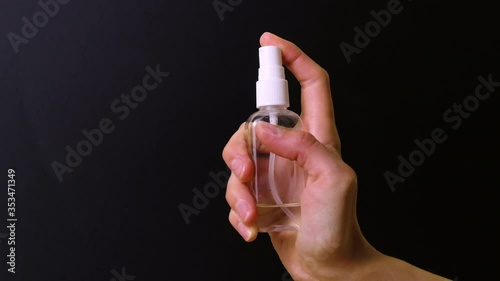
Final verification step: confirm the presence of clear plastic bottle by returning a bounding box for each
[246,46,305,232]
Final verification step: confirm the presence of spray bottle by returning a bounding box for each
[246,46,305,232]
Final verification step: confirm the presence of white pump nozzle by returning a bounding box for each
[256,46,289,108]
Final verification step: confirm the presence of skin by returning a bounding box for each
[222,32,450,281]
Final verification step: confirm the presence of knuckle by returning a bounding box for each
[294,132,319,167]
[323,162,357,194]
[225,191,233,206]
[320,67,330,81]
[315,67,330,83]
[338,164,358,192]
[225,189,231,204]
[222,145,231,164]
[228,209,238,226]
[224,175,235,203]
[222,123,247,164]
[297,131,317,148]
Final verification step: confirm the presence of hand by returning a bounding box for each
[223,32,450,281]
[223,31,367,279]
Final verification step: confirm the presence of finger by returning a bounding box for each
[260,32,340,152]
[255,122,342,180]
[226,172,258,242]
[222,123,254,182]
[229,209,258,242]
[225,173,257,225]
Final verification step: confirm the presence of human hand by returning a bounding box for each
[223,32,372,279]
[223,32,450,281]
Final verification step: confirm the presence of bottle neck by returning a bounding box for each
[258,105,288,111]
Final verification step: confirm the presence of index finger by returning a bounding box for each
[260,32,340,153]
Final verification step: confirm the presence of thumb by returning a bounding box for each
[257,121,359,269]
[255,122,339,180]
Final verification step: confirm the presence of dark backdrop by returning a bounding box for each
[1,0,498,280]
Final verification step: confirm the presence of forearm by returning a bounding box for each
[353,254,451,281]
[292,245,451,281]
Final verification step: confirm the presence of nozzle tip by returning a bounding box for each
[259,46,282,67]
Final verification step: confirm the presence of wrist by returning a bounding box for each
[291,234,382,281]
[294,252,450,281]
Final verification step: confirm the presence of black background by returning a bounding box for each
[1,0,498,280]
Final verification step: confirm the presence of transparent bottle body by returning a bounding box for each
[246,106,305,232]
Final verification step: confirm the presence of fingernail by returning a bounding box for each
[257,122,280,137]
[261,32,279,40]
[235,201,250,222]
[261,31,273,39]
[230,159,245,179]
[237,222,252,241]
